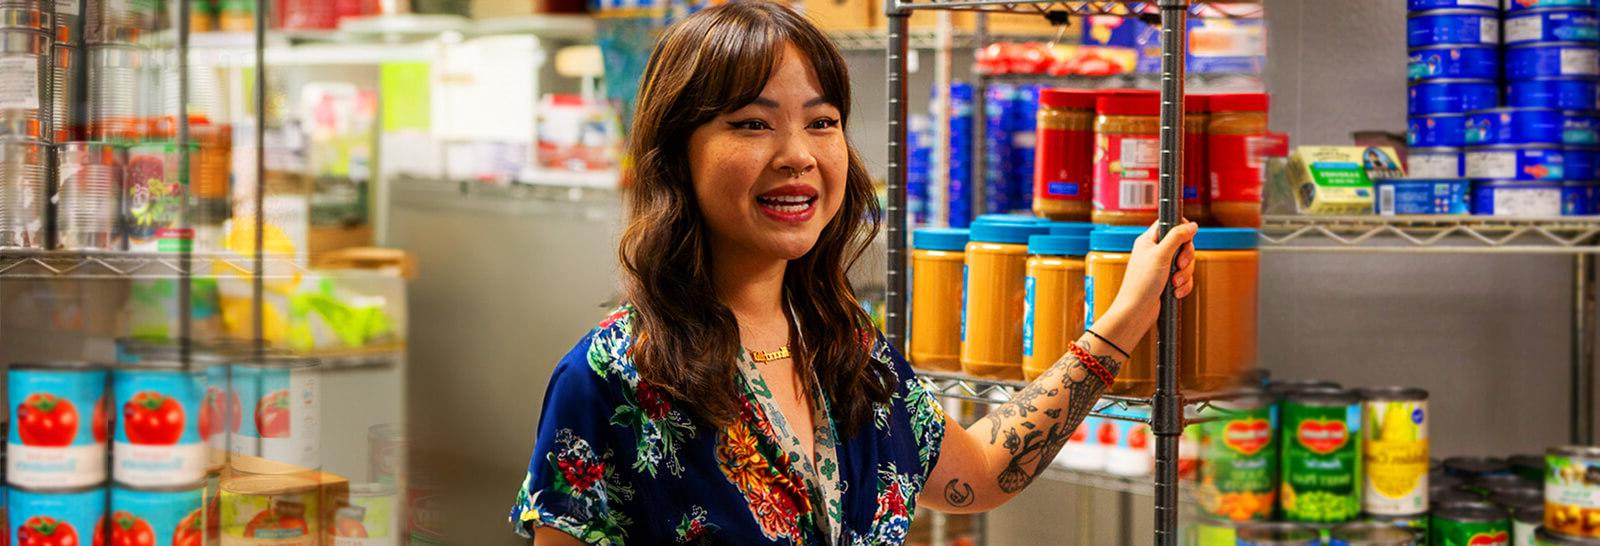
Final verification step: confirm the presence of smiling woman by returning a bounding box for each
[508,2,1197,545]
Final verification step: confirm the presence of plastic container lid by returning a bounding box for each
[1208,93,1269,113]
[913,228,970,252]
[1028,235,1090,257]
[1040,88,1096,110]
[1047,222,1096,236]
[970,221,1050,245]
[1193,227,1259,250]
[1095,90,1160,116]
[975,213,1048,225]
[1089,226,1145,253]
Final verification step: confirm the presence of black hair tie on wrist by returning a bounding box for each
[1086,329,1133,359]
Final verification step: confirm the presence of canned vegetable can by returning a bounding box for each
[1409,46,1500,81]
[233,358,322,471]
[109,484,205,546]
[1359,387,1431,516]
[124,141,194,253]
[8,364,109,489]
[1506,42,1600,79]
[1280,388,1362,523]
[1199,389,1278,522]
[1238,521,1322,546]
[9,487,106,546]
[1408,10,1500,47]
[1329,521,1424,546]
[113,367,207,488]
[1547,446,1600,538]
[1432,504,1510,546]
[1504,9,1600,44]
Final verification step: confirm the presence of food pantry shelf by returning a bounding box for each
[890,0,1261,17]
[0,250,304,280]
[1259,215,1600,254]
[918,370,1244,424]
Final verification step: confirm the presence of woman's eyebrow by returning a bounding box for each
[748,96,832,108]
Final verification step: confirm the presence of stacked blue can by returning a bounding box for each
[950,83,975,227]
[1408,0,1600,216]
[981,83,1041,216]
[907,113,934,227]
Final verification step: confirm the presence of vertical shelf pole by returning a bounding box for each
[1575,254,1597,444]
[971,13,987,222]
[176,0,192,368]
[252,0,268,357]
[1153,1,1189,545]
[886,1,911,351]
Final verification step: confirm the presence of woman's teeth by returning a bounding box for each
[758,195,815,212]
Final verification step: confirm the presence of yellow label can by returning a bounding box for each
[1358,387,1430,516]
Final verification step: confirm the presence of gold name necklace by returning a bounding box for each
[749,345,791,363]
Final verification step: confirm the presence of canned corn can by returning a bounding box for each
[1432,504,1510,546]
[9,486,105,546]
[1473,179,1566,215]
[109,484,206,546]
[1358,387,1430,517]
[1408,147,1468,178]
[220,473,319,545]
[113,367,207,488]
[1507,42,1600,79]
[8,364,109,489]
[1411,80,1500,115]
[230,359,321,471]
[1329,521,1424,546]
[1280,388,1362,524]
[1466,145,1566,180]
[1412,114,1469,147]
[1546,446,1600,537]
[1506,0,1594,11]
[1507,78,1600,110]
[1505,9,1600,44]
[1237,521,1322,546]
[335,483,399,546]
[1465,108,1566,145]
[0,138,49,249]
[1409,45,1500,81]
[1199,390,1278,522]
[1409,10,1500,47]
[1411,0,1498,10]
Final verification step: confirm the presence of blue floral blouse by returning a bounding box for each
[508,306,948,545]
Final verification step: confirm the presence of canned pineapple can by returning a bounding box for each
[1281,388,1363,523]
[1360,387,1431,516]
[1546,446,1600,537]
[220,474,319,546]
[109,484,206,546]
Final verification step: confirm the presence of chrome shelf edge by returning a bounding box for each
[0,250,306,280]
[1260,215,1600,254]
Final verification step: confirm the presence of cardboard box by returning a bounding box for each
[805,0,878,31]
[1288,146,1406,215]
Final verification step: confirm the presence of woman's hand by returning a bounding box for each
[1098,222,1199,349]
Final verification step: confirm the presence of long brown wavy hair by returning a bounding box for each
[618,0,891,434]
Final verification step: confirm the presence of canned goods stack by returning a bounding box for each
[6,362,111,546]
[906,113,933,227]
[948,82,974,228]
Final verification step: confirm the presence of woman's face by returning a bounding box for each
[688,44,848,265]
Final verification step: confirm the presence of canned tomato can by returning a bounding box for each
[8,363,109,489]
[1432,504,1510,546]
[335,483,400,546]
[1473,179,1566,215]
[112,366,207,488]
[0,137,49,249]
[1412,115,1469,147]
[1329,522,1424,546]
[1506,0,1594,11]
[1411,0,1498,9]
[1408,147,1468,178]
[1507,78,1600,110]
[1513,505,1545,546]
[1376,178,1472,215]
[109,484,205,546]
[1238,522,1322,546]
[206,364,237,470]
[0,28,51,142]
[1466,145,1567,180]
[1358,387,1430,516]
[1280,388,1362,523]
[1409,10,1500,47]
[1411,80,1500,115]
[232,358,321,471]
[1547,446,1600,537]
[1197,389,1278,522]
[54,142,124,251]
[1562,180,1598,213]
[1409,46,1500,81]
[1465,108,1566,145]
[10,486,106,546]
[220,474,320,545]
[1366,514,1431,545]
[205,471,221,544]
[1507,42,1600,79]
[1505,9,1600,44]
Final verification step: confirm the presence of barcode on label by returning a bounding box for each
[1120,180,1156,210]
[1379,185,1395,216]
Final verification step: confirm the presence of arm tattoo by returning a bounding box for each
[985,341,1124,494]
[943,479,975,508]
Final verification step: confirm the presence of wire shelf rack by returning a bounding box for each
[1259,215,1600,254]
[0,250,306,280]
[890,0,1261,17]
[918,370,1246,424]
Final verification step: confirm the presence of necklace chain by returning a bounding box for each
[749,345,792,363]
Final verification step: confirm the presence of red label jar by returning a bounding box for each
[1092,90,1161,226]
[1034,88,1096,221]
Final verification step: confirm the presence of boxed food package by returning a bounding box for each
[1288,146,1406,215]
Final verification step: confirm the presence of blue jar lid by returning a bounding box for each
[970,221,1051,245]
[1047,222,1097,236]
[1028,235,1090,257]
[974,213,1047,225]
[1089,226,1145,253]
[913,228,970,251]
[1193,227,1259,250]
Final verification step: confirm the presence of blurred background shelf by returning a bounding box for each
[1260,215,1600,254]
[0,250,306,280]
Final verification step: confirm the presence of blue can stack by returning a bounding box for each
[906,113,933,227]
[980,83,1040,216]
[950,82,975,227]
[1409,0,1600,216]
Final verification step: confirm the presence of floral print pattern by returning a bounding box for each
[509,306,948,544]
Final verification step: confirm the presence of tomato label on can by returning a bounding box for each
[1363,399,1430,515]
[9,488,106,546]
[1281,401,1362,523]
[110,485,205,546]
[205,365,238,469]
[114,369,207,487]
[221,477,320,546]
[1199,405,1278,521]
[7,368,109,489]
[1546,451,1600,537]
[252,367,321,470]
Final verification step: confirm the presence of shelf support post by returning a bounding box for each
[1153,1,1189,545]
[886,0,911,352]
[1575,254,1596,444]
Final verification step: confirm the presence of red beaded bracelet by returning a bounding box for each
[1066,342,1116,388]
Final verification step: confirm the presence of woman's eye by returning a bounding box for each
[729,120,771,131]
[810,118,841,130]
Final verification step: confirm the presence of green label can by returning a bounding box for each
[1191,516,1238,546]
[1281,389,1362,523]
[1198,390,1278,522]
[1432,505,1510,546]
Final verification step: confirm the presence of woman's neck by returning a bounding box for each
[712,249,789,325]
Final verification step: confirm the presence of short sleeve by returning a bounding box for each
[509,333,631,543]
[881,335,948,483]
